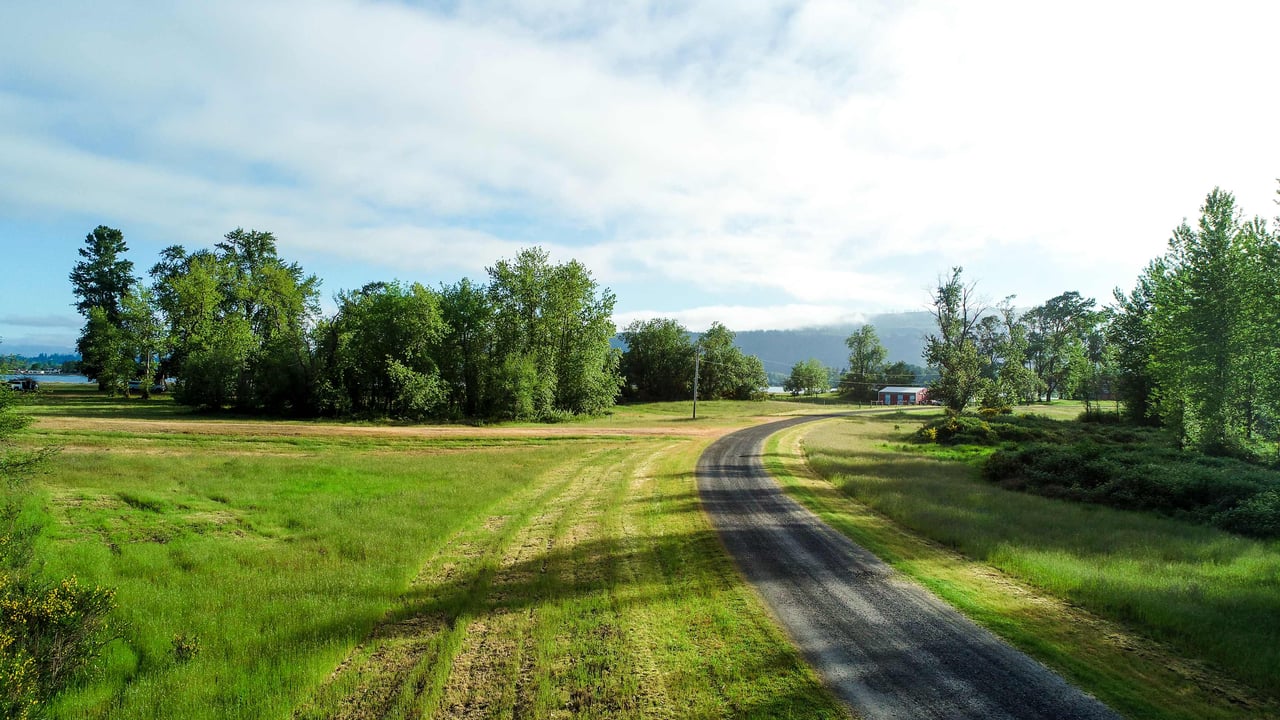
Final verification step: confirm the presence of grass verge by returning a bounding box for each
[766,413,1279,720]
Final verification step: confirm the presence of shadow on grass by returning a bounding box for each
[28,387,206,420]
[284,523,845,719]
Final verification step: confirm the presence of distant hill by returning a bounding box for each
[611,311,935,378]
[732,311,933,375]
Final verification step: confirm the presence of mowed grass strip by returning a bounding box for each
[570,398,866,430]
[767,413,1280,720]
[293,446,606,719]
[298,437,847,718]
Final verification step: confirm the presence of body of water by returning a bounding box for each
[3,373,92,383]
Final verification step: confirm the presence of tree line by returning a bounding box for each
[923,184,1280,458]
[617,318,767,402]
[0,354,81,375]
[921,273,1105,413]
[70,228,772,420]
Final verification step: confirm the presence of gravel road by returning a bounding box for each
[697,414,1121,720]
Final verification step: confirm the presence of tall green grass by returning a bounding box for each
[28,386,843,718]
[41,438,575,718]
[789,414,1280,717]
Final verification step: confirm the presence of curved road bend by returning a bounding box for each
[697,414,1120,720]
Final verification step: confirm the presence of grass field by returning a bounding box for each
[769,410,1280,720]
[30,386,1275,719]
[20,387,847,718]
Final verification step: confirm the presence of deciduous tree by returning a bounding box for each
[315,281,446,418]
[486,248,621,419]
[152,229,319,413]
[923,267,988,411]
[619,318,694,401]
[841,325,887,401]
[1108,264,1160,424]
[1145,188,1280,453]
[697,322,767,400]
[437,278,493,418]
[119,286,166,399]
[784,358,829,396]
[1025,291,1097,402]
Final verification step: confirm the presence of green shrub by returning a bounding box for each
[915,415,996,445]
[1215,490,1280,537]
[537,408,576,424]
[916,413,1057,446]
[982,426,1280,537]
[1078,409,1124,424]
[982,450,1025,488]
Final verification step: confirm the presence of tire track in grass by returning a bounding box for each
[614,439,850,720]
[543,447,646,718]
[298,432,849,719]
[437,446,638,718]
[602,442,681,720]
[440,442,682,719]
[293,447,611,720]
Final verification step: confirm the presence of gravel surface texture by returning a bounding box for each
[697,414,1121,720]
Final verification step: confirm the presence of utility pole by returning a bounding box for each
[692,343,700,420]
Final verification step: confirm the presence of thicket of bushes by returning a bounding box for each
[914,412,1280,538]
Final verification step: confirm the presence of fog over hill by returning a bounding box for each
[731,311,934,376]
[612,311,936,379]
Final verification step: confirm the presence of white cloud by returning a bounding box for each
[2,0,1278,330]
[616,304,866,333]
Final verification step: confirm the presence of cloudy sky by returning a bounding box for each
[2,1,1278,354]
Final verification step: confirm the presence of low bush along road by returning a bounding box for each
[697,413,1119,720]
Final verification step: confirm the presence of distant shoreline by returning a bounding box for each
[2,373,92,383]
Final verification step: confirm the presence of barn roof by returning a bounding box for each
[878,386,927,394]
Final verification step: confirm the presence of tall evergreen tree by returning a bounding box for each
[69,226,136,389]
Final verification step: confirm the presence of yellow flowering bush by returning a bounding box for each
[0,572,116,717]
[1,378,117,716]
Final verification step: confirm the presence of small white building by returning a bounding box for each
[877,386,928,405]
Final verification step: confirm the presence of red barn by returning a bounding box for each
[877,386,928,405]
